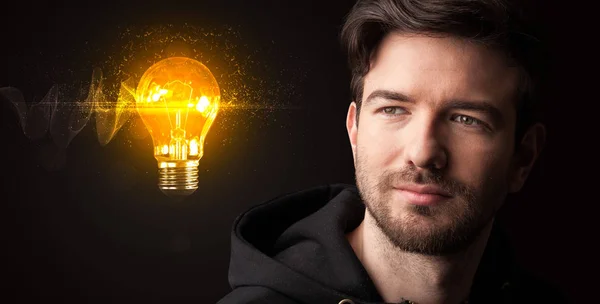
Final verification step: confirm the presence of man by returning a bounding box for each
[219,0,566,303]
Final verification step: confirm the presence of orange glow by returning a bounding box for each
[135,57,220,196]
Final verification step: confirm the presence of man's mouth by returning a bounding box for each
[393,184,453,206]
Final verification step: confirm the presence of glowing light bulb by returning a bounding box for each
[136,57,220,197]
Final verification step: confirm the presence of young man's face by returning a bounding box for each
[346,33,541,255]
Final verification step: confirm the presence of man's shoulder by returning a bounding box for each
[508,270,570,303]
[217,286,300,304]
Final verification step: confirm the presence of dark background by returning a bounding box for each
[1,0,595,303]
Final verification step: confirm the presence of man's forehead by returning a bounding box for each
[365,33,521,106]
[370,33,506,71]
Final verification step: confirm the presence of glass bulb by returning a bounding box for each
[135,57,220,197]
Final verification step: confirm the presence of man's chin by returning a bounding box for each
[397,215,454,236]
[384,222,473,255]
[392,201,455,221]
[385,209,462,235]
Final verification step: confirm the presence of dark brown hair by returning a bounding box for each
[340,0,545,146]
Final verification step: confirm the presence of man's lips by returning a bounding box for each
[393,184,452,206]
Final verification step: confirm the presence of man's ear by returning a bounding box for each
[346,102,358,165]
[508,122,547,193]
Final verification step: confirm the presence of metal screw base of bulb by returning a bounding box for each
[158,162,199,198]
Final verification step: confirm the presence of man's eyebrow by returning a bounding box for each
[364,89,505,125]
[364,89,414,104]
[445,100,504,125]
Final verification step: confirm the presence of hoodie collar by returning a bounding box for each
[227,184,518,304]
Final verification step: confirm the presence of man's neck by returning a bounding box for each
[346,211,493,304]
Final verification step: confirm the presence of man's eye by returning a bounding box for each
[381,107,406,115]
[452,115,483,126]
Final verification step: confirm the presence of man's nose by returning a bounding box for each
[403,115,448,171]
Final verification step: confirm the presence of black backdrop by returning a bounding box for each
[1,1,595,303]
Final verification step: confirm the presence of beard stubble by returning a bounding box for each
[355,151,502,256]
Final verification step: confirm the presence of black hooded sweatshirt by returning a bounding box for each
[218,184,568,304]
